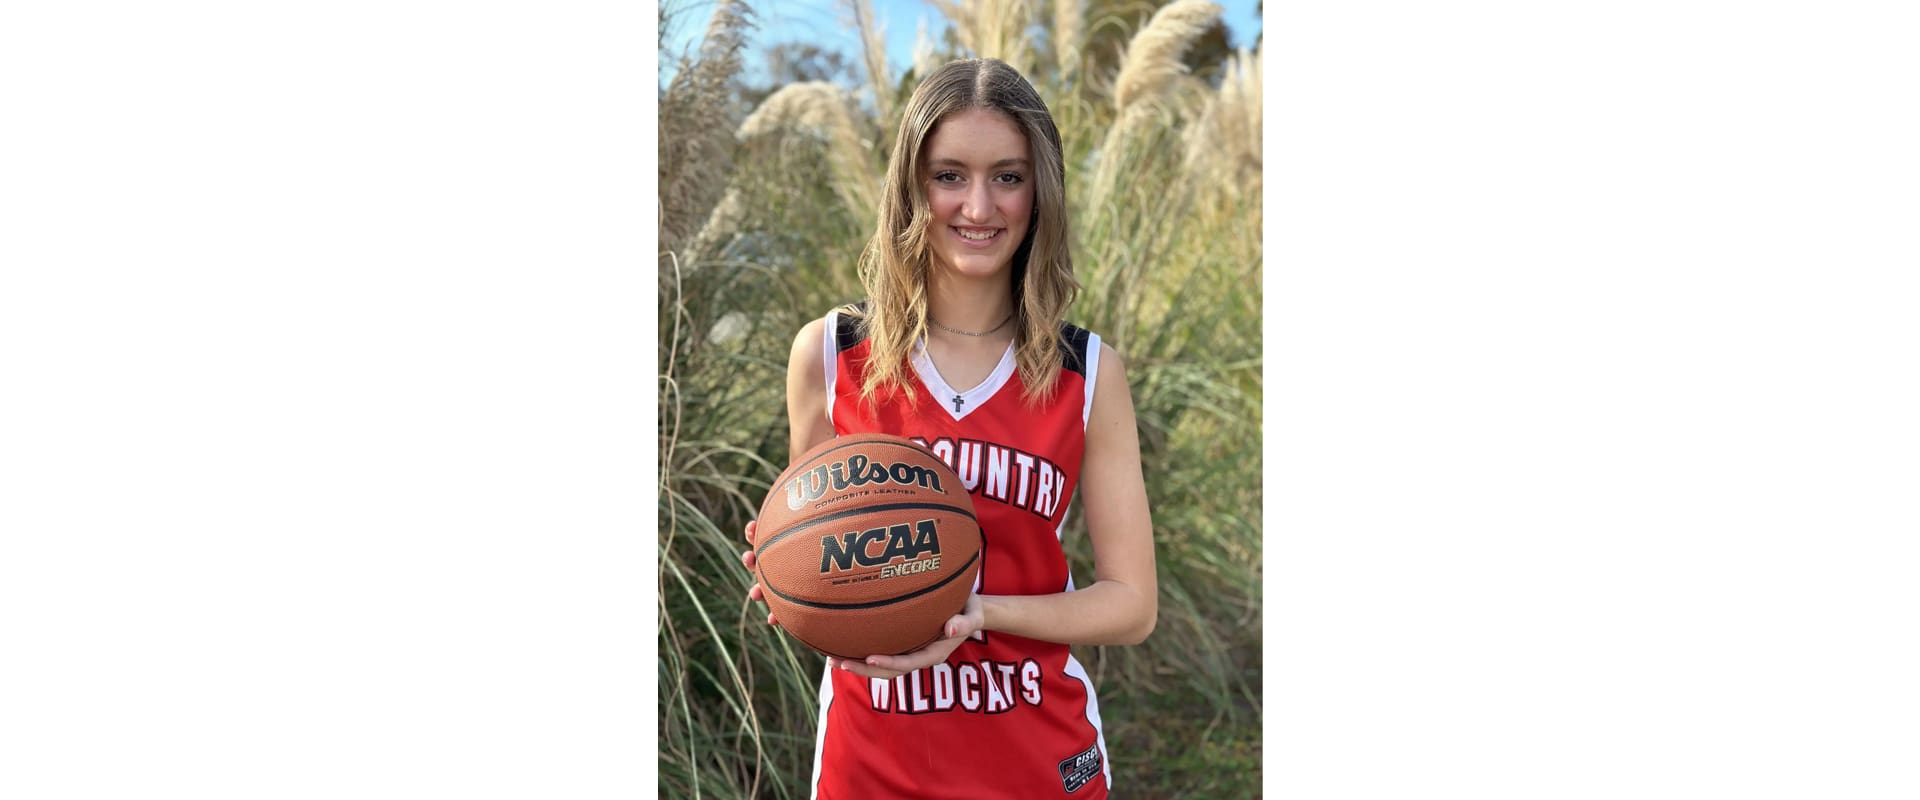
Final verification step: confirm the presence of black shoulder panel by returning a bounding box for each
[1058,323,1092,378]
[834,302,869,353]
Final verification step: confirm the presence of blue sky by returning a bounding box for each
[661,0,1263,89]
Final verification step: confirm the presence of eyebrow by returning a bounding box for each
[929,157,1030,170]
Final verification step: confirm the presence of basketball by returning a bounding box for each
[753,433,982,659]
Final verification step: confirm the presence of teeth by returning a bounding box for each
[955,228,997,241]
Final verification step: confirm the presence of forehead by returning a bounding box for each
[923,107,1029,165]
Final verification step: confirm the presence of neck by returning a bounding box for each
[926,271,1015,337]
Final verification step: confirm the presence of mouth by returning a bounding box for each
[949,226,1004,248]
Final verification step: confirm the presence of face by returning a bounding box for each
[920,107,1034,281]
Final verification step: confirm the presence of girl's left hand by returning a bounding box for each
[826,594,985,680]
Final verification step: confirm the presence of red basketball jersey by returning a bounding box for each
[808,306,1113,800]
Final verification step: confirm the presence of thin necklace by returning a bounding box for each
[928,311,1014,338]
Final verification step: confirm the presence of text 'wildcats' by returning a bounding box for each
[910,437,1070,521]
[785,453,945,511]
[867,658,1044,715]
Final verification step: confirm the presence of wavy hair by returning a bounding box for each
[852,58,1080,407]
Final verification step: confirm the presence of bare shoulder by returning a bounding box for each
[785,316,837,461]
[1093,339,1127,377]
[787,316,831,401]
[790,317,828,373]
[1089,340,1137,428]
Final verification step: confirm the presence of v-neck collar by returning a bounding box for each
[910,338,1017,421]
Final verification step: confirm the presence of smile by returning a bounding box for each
[951,226,1003,246]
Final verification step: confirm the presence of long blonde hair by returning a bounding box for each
[853,58,1080,406]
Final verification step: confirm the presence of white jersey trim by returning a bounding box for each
[1064,339,1108,792]
[1082,332,1102,430]
[910,338,1016,422]
[821,310,841,427]
[1062,652,1113,793]
[808,664,834,800]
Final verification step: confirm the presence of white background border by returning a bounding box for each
[3,1,654,796]
[3,0,1916,797]
[1267,1,1918,797]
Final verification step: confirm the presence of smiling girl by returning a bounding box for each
[741,58,1157,799]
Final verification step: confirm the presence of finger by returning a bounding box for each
[743,520,758,544]
[767,612,780,627]
[739,549,758,571]
[833,658,899,680]
[866,650,943,676]
[940,614,976,640]
[864,653,907,673]
[747,583,764,602]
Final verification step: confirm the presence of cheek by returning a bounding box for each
[1005,188,1034,229]
[926,185,961,219]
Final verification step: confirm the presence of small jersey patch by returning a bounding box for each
[1058,741,1104,793]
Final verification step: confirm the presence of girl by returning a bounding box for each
[742,58,1157,799]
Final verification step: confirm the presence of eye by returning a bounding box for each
[994,172,1025,185]
[932,171,963,184]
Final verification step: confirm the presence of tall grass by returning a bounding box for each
[660,1,1261,796]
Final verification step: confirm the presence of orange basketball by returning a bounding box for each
[753,433,982,659]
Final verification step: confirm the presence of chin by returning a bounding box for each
[937,253,1014,280]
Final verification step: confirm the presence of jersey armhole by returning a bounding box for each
[821,309,840,427]
[1082,332,1102,430]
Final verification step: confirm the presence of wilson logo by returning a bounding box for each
[785,454,945,511]
[819,519,941,573]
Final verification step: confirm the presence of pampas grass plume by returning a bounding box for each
[659,0,754,255]
[1183,47,1261,191]
[1110,0,1221,113]
[848,0,895,124]
[735,81,878,225]
[930,0,1037,75]
[1055,0,1085,82]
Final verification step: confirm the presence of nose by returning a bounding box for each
[960,180,993,224]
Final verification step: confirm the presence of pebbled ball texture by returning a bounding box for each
[754,433,982,659]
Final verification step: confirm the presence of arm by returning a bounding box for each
[852,343,1158,677]
[980,342,1158,645]
[784,316,837,460]
[742,317,838,620]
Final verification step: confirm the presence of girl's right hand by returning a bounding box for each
[740,520,778,626]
